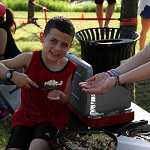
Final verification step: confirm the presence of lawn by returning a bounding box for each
[13,11,120,56]
[0,11,150,149]
[13,11,150,54]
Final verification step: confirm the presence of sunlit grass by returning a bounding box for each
[0,0,121,12]
[13,11,149,55]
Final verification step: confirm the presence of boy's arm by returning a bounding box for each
[0,53,38,89]
[60,73,72,103]
[0,52,31,70]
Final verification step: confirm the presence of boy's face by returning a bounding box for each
[42,28,72,61]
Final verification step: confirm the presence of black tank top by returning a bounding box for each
[0,22,21,59]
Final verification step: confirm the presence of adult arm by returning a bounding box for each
[0,28,7,56]
[119,62,150,84]
[116,42,150,74]
[79,42,150,94]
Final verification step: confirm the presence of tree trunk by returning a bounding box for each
[120,0,139,100]
[28,0,34,22]
[120,0,138,31]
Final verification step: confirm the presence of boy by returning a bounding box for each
[0,16,78,150]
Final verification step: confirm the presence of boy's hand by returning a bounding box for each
[11,72,38,89]
[47,90,65,101]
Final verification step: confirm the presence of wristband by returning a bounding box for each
[106,71,113,77]
[113,76,119,86]
[118,75,120,85]
[111,69,121,76]
[107,70,114,77]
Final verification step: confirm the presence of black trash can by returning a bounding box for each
[75,27,140,75]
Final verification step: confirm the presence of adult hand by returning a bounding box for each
[79,72,116,94]
[95,77,116,94]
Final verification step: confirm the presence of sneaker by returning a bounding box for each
[103,26,112,35]
[0,107,10,120]
[104,26,112,31]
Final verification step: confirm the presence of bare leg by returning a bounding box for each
[139,18,150,50]
[104,3,115,27]
[29,139,51,150]
[96,4,103,27]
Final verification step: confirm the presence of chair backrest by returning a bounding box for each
[66,52,93,116]
[0,84,21,114]
[0,68,23,114]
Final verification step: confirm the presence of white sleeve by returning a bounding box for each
[137,0,150,15]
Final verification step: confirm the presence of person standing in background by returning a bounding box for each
[138,0,150,50]
[94,0,116,28]
[0,2,21,119]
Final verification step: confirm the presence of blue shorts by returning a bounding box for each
[140,5,150,19]
[94,0,116,4]
[6,123,59,150]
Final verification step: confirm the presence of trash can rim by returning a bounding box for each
[75,27,140,44]
[75,27,139,34]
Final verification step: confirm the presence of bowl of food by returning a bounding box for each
[53,126,118,150]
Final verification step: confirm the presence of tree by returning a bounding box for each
[28,0,34,22]
[120,0,138,31]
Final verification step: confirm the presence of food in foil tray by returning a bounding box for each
[44,80,63,87]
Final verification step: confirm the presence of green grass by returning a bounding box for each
[0,11,150,149]
[0,0,121,12]
[13,11,149,54]
[0,116,11,149]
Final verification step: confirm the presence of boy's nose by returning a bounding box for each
[54,44,61,51]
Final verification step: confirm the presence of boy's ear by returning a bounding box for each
[40,32,44,43]
[69,43,72,49]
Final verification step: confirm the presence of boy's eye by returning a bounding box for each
[51,39,57,43]
[62,43,69,48]
[50,39,69,48]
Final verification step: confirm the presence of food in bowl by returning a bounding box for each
[55,131,116,150]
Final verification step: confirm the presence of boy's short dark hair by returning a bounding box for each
[44,16,75,40]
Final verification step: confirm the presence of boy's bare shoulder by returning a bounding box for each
[21,52,33,56]
[17,52,33,68]
[19,52,33,59]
